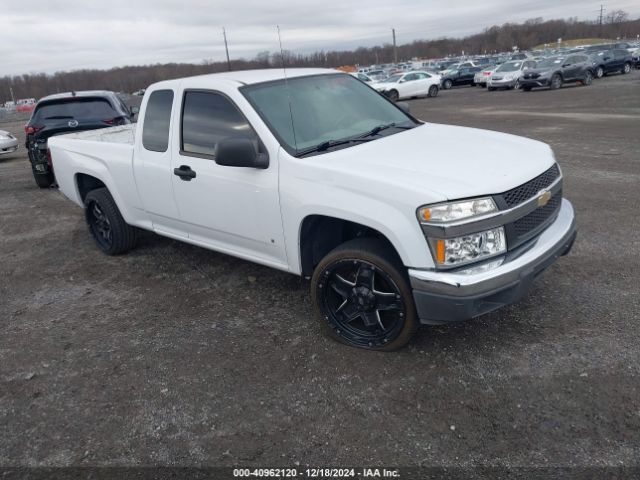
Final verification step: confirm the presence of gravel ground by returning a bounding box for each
[0,71,639,474]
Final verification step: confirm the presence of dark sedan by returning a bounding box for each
[521,54,594,91]
[441,66,482,89]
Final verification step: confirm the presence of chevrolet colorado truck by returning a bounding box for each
[48,69,576,351]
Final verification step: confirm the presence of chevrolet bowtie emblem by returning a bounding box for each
[537,190,552,207]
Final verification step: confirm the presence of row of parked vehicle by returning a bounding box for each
[353,41,639,98]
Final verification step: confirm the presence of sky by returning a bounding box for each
[1,0,639,76]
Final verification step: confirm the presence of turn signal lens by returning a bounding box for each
[419,198,497,224]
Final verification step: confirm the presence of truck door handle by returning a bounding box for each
[173,165,196,181]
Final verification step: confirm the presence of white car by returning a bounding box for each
[49,68,575,350]
[374,71,441,101]
[0,130,18,156]
[474,65,499,87]
[488,60,537,90]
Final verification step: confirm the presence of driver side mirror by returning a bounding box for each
[215,138,269,169]
[130,106,139,117]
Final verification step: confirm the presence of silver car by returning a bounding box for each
[0,130,18,156]
[488,59,537,90]
[474,65,498,87]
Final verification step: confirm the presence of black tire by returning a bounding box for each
[310,238,418,351]
[550,73,562,90]
[488,87,496,91]
[442,79,452,90]
[33,171,55,188]
[595,66,604,78]
[388,89,399,102]
[583,70,593,86]
[480,84,486,88]
[513,79,520,90]
[427,85,438,98]
[622,63,631,74]
[84,188,137,255]
[522,86,532,92]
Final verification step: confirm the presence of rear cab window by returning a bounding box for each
[142,90,174,152]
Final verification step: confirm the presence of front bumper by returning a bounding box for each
[521,77,550,88]
[0,139,18,155]
[489,78,518,88]
[409,199,576,324]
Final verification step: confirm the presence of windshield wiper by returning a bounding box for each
[44,115,74,119]
[296,137,375,157]
[356,122,415,139]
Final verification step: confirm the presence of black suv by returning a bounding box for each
[441,66,482,89]
[520,54,594,91]
[24,91,136,188]
[589,49,633,78]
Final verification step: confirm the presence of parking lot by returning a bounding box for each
[1,70,639,470]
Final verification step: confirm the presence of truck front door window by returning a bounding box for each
[181,91,257,158]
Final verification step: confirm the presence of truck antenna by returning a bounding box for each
[277,25,298,151]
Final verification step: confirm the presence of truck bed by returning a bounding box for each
[59,124,136,145]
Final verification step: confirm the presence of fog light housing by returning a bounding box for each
[435,227,506,267]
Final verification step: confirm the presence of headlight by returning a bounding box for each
[434,227,506,266]
[418,198,497,223]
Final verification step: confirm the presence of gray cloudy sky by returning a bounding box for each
[2,0,639,76]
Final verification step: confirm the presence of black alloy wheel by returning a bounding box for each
[86,200,113,251]
[311,238,418,350]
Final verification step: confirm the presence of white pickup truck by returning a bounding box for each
[49,68,576,350]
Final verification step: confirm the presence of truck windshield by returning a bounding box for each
[241,74,416,156]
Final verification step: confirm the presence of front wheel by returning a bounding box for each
[582,70,593,86]
[622,63,631,74]
[595,66,604,78]
[427,85,439,97]
[311,238,418,351]
[387,89,399,102]
[550,74,562,90]
[84,188,137,255]
[442,79,452,90]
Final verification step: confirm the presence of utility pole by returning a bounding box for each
[223,27,231,71]
[392,28,398,64]
[598,5,605,26]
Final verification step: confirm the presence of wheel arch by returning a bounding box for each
[298,215,404,278]
[75,173,107,203]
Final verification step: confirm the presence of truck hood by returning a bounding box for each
[306,123,556,204]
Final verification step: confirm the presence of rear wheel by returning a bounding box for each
[550,74,562,90]
[32,171,55,188]
[582,70,593,86]
[84,188,137,255]
[427,85,439,97]
[442,79,452,90]
[622,63,631,74]
[595,66,604,78]
[311,238,418,351]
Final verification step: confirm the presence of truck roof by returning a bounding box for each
[153,68,337,88]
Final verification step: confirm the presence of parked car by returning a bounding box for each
[441,67,482,89]
[350,72,373,83]
[366,70,387,81]
[520,54,594,91]
[0,130,18,156]
[589,49,633,78]
[632,48,640,69]
[24,91,137,188]
[473,65,498,88]
[374,71,441,100]
[488,60,537,90]
[49,69,576,351]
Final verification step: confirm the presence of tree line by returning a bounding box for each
[2,14,638,102]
